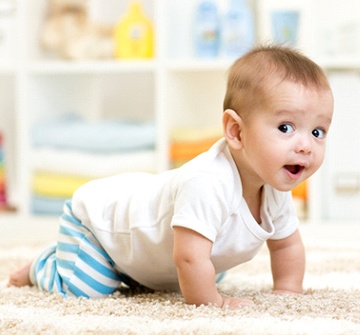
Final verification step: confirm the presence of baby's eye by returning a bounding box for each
[278,124,294,133]
[312,128,325,138]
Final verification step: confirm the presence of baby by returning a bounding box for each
[9,45,334,310]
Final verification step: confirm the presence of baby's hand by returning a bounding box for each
[221,297,255,310]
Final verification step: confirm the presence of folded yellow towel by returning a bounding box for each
[32,172,92,198]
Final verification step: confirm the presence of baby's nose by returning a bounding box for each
[295,135,312,154]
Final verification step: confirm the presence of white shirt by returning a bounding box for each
[72,138,299,291]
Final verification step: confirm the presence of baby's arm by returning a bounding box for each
[173,226,253,309]
[267,229,305,294]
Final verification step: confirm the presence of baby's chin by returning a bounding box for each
[270,180,305,193]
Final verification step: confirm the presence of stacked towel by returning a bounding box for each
[31,172,92,215]
[0,133,6,207]
[31,114,156,215]
[291,181,307,219]
[31,114,156,153]
[169,127,223,168]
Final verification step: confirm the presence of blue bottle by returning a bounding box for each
[221,0,255,59]
[193,0,221,58]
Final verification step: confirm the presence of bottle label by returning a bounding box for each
[130,24,145,40]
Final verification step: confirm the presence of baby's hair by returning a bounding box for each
[223,44,331,116]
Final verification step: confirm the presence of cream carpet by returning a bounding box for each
[0,222,359,335]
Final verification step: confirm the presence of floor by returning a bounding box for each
[0,214,58,244]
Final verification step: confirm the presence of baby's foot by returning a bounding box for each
[7,261,33,287]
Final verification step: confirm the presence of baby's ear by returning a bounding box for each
[223,109,243,150]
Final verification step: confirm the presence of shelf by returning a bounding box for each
[164,54,360,74]
[316,55,360,71]
[166,59,234,72]
[28,59,157,75]
[2,0,359,222]
[29,59,237,75]
[17,56,360,75]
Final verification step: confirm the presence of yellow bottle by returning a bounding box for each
[114,1,154,59]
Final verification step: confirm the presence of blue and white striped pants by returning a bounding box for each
[30,200,123,298]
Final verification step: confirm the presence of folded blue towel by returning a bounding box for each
[31,195,66,216]
[32,114,156,153]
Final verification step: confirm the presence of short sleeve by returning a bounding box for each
[170,173,230,243]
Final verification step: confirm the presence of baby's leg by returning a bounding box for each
[7,200,123,298]
[37,200,122,298]
[7,261,33,287]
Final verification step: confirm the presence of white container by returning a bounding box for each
[221,0,255,59]
[0,0,16,61]
[323,21,360,56]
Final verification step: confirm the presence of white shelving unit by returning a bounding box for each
[1,0,360,224]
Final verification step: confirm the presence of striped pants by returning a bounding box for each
[29,200,124,298]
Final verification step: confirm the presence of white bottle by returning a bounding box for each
[193,0,221,58]
[221,0,255,59]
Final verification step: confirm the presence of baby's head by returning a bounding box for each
[223,44,331,118]
[222,45,334,192]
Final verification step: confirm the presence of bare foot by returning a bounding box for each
[7,261,33,287]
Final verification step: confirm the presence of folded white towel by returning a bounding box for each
[32,148,157,178]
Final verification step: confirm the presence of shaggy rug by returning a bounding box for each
[0,222,359,335]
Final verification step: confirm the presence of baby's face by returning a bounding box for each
[237,79,333,192]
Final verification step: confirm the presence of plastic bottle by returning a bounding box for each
[193,0,221,58]
[114,1,154,59]
[221,0,255,59]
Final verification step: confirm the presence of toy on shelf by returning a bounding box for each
[41,0,114,60]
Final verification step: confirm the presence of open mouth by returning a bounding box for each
[284,165,304,175]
